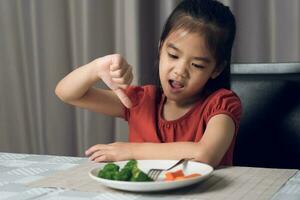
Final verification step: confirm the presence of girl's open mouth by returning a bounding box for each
[168,80,184,93]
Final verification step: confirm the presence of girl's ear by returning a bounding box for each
[211,61,226,79]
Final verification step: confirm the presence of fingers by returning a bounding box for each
[100,73,133,108]
[96,54,133,108]
[89,150,108,162]
[118,73,133,89]
[85,142,133,163]
[85,144,111,162]
[111,54,124,69]
[94,155,107,163]
[85,144,118,162]
[110,64,132,79]
[99,71,118,90]
[111,66,133,86]
[88,149,105,161]
[109,56,133,108]
[85,144,109,156]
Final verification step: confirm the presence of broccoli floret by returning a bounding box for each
[102,163,120,172]
[98,170,118,180]
[114,167,132,181]
[97,163,120,180]
[131,170,153,182]
[131,164,139,176]
[97,160,153,182]
[123,159,137,170]
[130,164,153,181]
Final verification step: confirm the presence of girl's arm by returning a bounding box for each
[86,114,235,168]
[55,54,133,117]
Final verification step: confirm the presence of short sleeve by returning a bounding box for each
[123,86,146,121]
[204,89,242,129]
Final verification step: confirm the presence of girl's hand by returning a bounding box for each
[93,54,133,108]
[85,142,134,162]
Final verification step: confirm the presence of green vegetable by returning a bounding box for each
[98,170,117,180]
[102,163,120,172]
[114,167,132,181]
[97,163,119,180]
[97,160,153,182]
[131,170,153,182]
[123,159,137,170]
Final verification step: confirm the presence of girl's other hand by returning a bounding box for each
[85,142,134,162]
[94,54,133,108]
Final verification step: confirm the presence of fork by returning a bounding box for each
[147,158,191,181]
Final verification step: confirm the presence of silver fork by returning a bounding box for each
[147,158,191,181]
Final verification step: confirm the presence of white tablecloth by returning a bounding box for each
[0,152,299,200]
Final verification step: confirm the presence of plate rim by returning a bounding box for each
[88,159,214,191]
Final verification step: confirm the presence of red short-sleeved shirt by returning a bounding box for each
[124,85,242,166]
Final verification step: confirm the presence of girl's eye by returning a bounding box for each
[192,63,204,69]
[168,53,178,59]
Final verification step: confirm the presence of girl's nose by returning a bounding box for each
[173,62,188,78]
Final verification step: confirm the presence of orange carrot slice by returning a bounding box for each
[174,176,185,180]
[164,170,185,181]
[164,171,202,181]
[164,172,175,181]
[171,170,185,177]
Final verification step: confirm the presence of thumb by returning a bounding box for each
[99,72,133,109]
[101,74,132,108]
[113,88,133,109]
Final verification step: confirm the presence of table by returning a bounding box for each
[0,152,299,200]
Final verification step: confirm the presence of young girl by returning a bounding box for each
[55,0,241,168]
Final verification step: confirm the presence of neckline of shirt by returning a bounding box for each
[158,94,204,125]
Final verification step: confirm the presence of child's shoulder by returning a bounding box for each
[204,88,242,110]
[208,88,241,101]
[126,84,157,95]
[125,85,158,107]
[202,88,242,121]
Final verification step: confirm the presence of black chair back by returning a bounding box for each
[231,63,300,169]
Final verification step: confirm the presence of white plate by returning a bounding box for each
[89,160,213,192]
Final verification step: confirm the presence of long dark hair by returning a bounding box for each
[155,0,236,95]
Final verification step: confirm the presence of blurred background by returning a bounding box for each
[0,0,299,157]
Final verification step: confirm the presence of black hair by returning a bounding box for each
[155,0,236,95]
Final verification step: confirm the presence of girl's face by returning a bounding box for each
[159,29,222,106]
